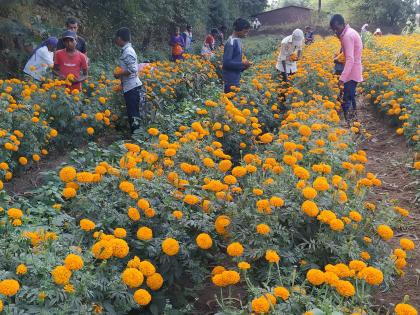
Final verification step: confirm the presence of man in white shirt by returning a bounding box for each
[276,29,304,82]
[24,37,58,81]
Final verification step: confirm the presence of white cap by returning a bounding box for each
[375,28,381,32]
[292,29,304,44]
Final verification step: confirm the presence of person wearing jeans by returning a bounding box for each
[330,14,363,121]
[114,27,145,133]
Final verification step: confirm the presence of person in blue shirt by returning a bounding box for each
[222,18,252,93]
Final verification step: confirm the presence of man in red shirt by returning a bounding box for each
[54,30,88,91]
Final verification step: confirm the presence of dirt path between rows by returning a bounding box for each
[356,98,420,312]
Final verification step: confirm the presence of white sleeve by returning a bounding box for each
[279,43,288,61]
[37,47,54,66]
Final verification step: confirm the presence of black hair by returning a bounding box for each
[220,25,227,31]
[233,18,251,32]
[330,14,345,28]
[211,28,219,35]
[116,27,131,42]
[66,17,79,26]
[186,25,192,30]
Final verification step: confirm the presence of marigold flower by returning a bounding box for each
[121,268,144,288]
[114,228,127,238]
[133,288,152,306]
[358,266,383,285]
[62,187,77,199]
[148,128,159,136]
[80,219,95,232]
[227,242,244,257]
[91,240,113,260]
[265,249,280,263]
[196,233,213,249]
[238,261,251,270]
[162,238,180,256]
[335,280,355,297]
[256,223,270,235]
[400,238,415,251]
[183,194,200,205]
[306,269,325,286]
[269,196,284,207]
[128,207,141,221]
[302,187,317,199]
[218,159,232,172]
[251,296,270,314]
[146,272,164,291]
[59,166,77,182]
[273,286,289,300]
[139,261,156,276]
[329,218,345,231]
[301,200,319,217]
[51,266,72,285]
[64,254,84,271]
[7,208,23,219]
[110,238,129,258]
[377,224,394,240]
[16,264,27,275]
[395,303,418,315]
[313,176,330,191]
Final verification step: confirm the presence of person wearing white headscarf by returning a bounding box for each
[361,24,369,33]
[275,29,304,81]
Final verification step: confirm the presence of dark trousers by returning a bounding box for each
[342,80,357,113]
[123,86,146,133]
[224,82,239,93]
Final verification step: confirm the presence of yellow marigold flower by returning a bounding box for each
[79,219,95,232]
[59,166,77,182]
[148,128,159,136]
[63,283,75,293]
[306,269,325,286]
[162,238,180,256]
[394,248,406,259]
[224,175,237,185]
[349,211,362,222]
[256,223,270,235]
[64,254,84,271]
[16,264,27,275]
[238,261,251,270]
[358,266,383,285]
[360,251,371,260]
[377,224,394,241]
[139,261,156,276]
[335,280,355,297]
[231,166,247,177]
[273,286,290,300]
[349,260,366,272]
[146,272,164,291]
[260,133,273,143]
[196,233,213,249]
[51,266,72,285]
[87,127,94,135]
[133,288,152,306]
[110,238,129,258]
[172,210,183,219]
[62,187,77,199]
[269,196,284,207]
[7,208,23,219]
[302,187,317,199]
[119,181,135,193]
[218,159,232,172]
[183,194,200,205]
[265,249,280,263]
[313,176,330,191]
[301,200,319,217]
[329,218,345,231]
[251,296,270,314]
[395,303,417,315]
[91,240,114,260]
[298,125,312,137]
[400,238,415,251]
[324,271,339,286]
[283,154,297,166]
[121,268,144,288]
[114,228,127,238]
[128,207,141,221]
[227,242,244,257]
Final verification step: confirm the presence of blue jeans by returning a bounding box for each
[342,80,357,113]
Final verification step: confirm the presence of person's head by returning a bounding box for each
[292,29,304,45]
[233,18,251,38]
[61,31,77,51]
[220,25,227,33]
[330,14,346,37]
[115,27,131,47]
[211,28,219,36]
[66,17,80,33]
[305,26,311,31]
[46,37,58,52]
[186,25,192,32]
[174,27,180,36]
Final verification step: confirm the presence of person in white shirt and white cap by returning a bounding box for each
[276,28,304,82]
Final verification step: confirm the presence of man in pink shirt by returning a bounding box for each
[330,14,363,121]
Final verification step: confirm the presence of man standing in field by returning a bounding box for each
[222,18,252,93]
[275,29,304,82]
[330,14,363,121]
[57,17,87,54]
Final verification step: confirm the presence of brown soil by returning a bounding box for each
[356,98,420,312]
[4,132,122,196]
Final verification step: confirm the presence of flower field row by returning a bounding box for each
[0,55,217,190]
[0,38,418,314]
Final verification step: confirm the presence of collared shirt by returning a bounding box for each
[339,24,363,83]
[275,35,302,73]
[119,43,142,93]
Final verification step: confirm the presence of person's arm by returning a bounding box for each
[80,38,87,54]
[115,53,138,79]
[339,35,355,84]
[38,47,54,68]
[74,54,88,83]
[223,41,246,71]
